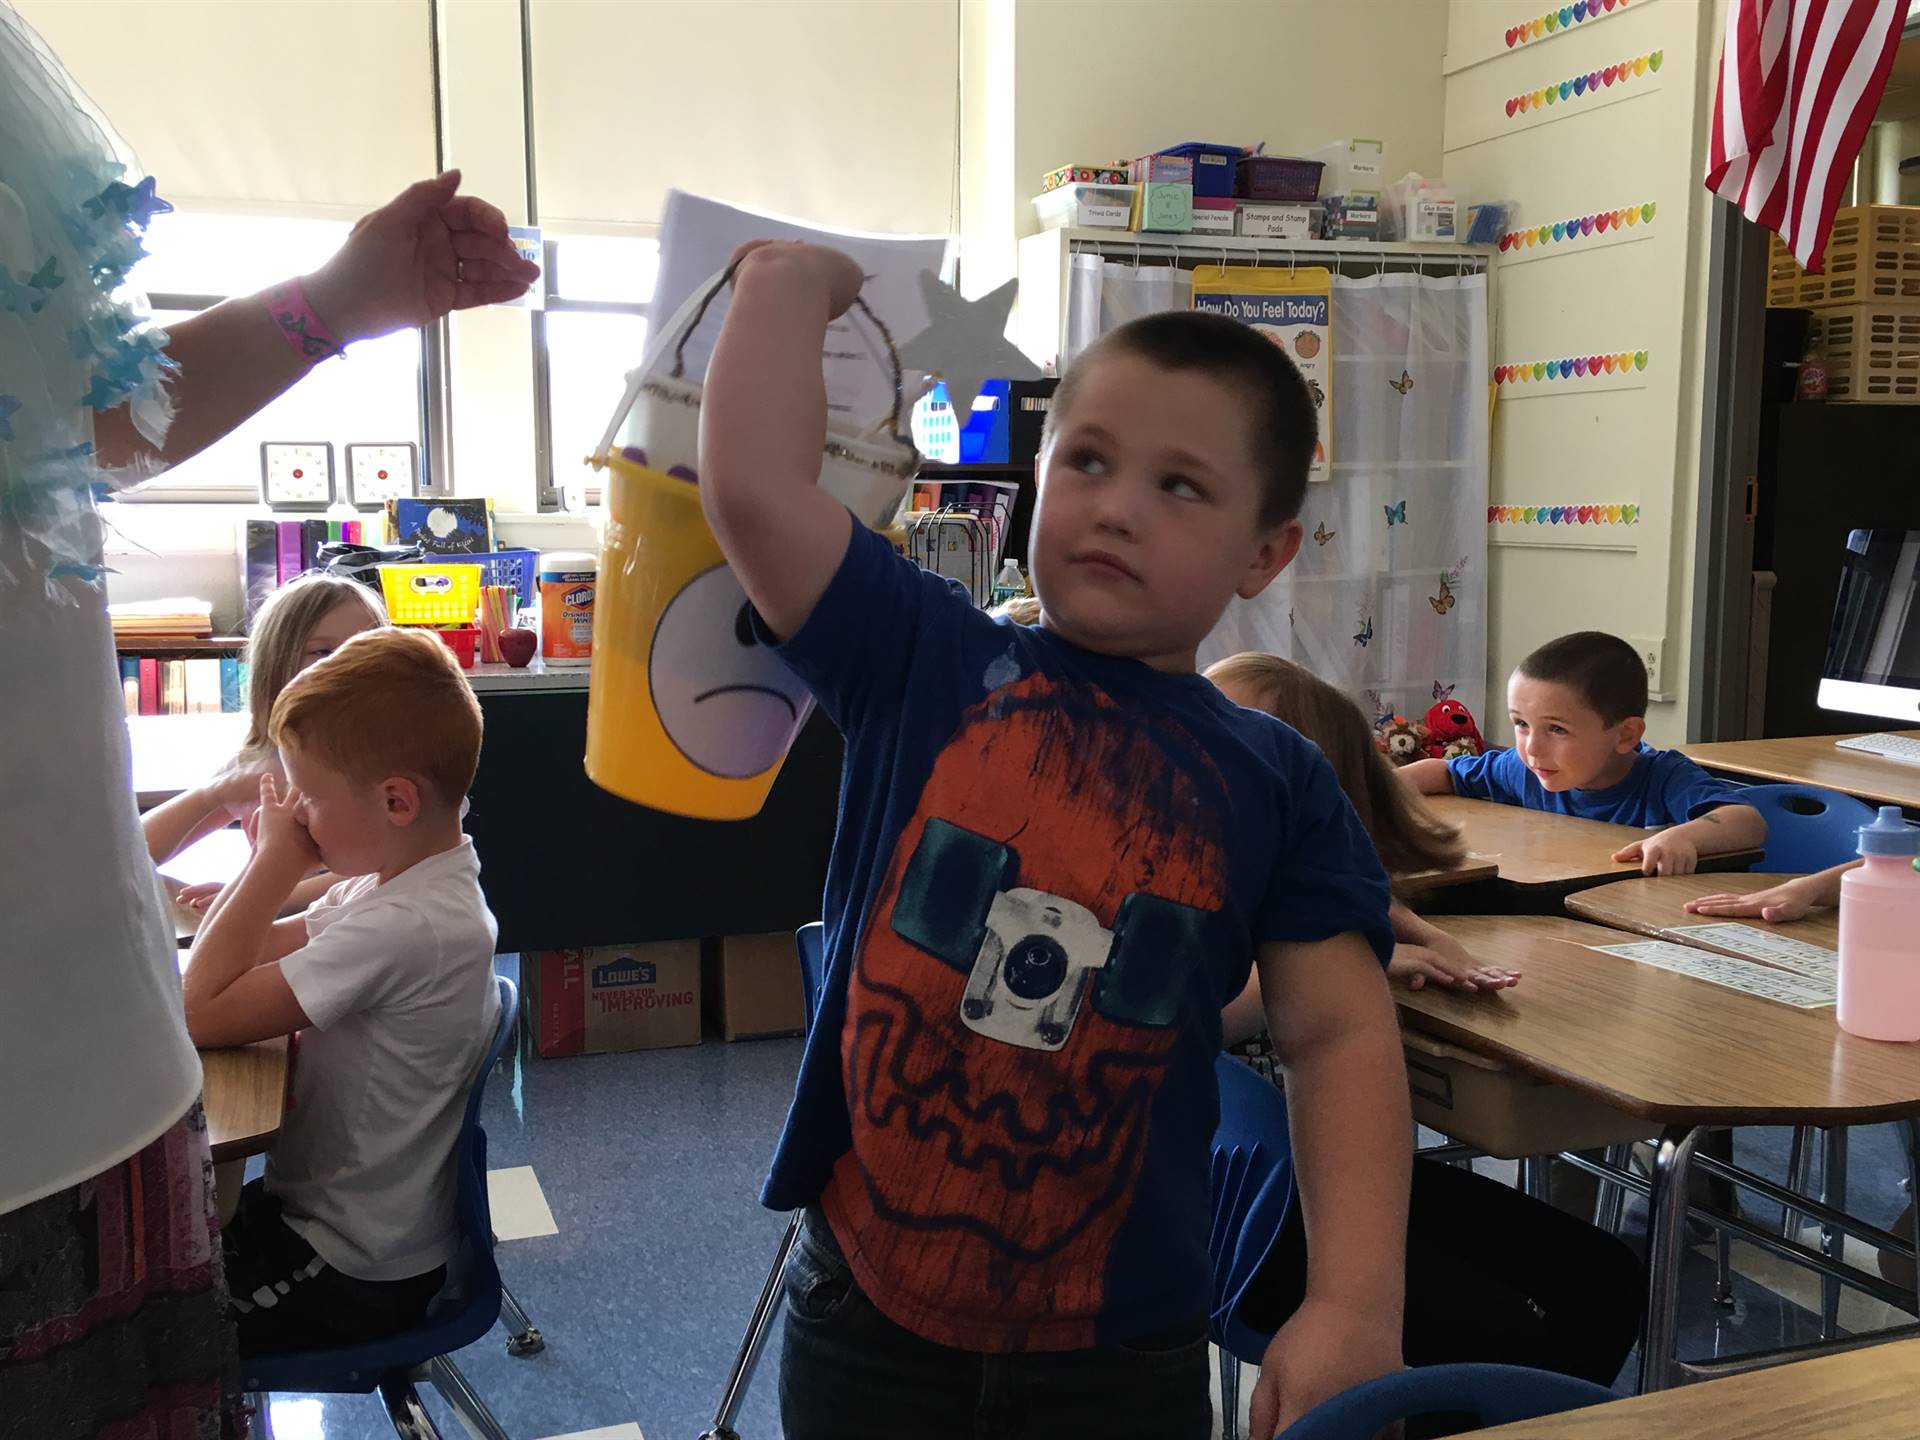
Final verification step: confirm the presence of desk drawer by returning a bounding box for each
[1403,1030,1653,1160]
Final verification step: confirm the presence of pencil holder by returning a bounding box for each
[583,264,918,819]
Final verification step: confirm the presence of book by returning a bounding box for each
[185,658,222,715]
[219,655,243,713]
[138,657,159,715]
[393,497,492,555]
[301,519,329,574]
[163,659,186,715]
[109,597,213,641]
[122,675,139,717]
[344,519,362,545]
[276,520,303,585]
[241,520,278,629]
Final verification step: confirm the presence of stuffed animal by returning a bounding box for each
[1422,699,1484,760]
[1374,714,1427,766]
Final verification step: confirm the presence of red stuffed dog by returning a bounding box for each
[1422,699,1484,759]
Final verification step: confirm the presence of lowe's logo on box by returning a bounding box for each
[593,957,657,988]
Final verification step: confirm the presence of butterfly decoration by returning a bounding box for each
[1384,499,1407,526]
[1428,578,1455,616]
[83,176,173,230]
[1364,688,1392,726]
[0,395,19,443]
[1314,521,1336,546]
[1432,680,1456,702]
[1354,614,1374,647]
[1389,369,1415,395]
[1305,377,1327,409]
[26,257,63,298]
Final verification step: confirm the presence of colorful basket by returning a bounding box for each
[476,548,539,608]
[378,562,482,626]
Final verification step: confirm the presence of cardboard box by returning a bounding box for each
[1189,197,1236,235]
[1042,163,1129,192]
[524,942,702,1057]
[1130,153,1194,186]
[1131,182,1193,234]
[703,933,808,1042]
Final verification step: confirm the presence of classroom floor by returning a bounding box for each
[258,955,1919,1440]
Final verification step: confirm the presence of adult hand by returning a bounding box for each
[304,170,540,344]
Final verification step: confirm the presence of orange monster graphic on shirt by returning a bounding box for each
[819,670,1230,1351]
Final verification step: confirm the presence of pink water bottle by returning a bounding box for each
[1837,806,1920,1041]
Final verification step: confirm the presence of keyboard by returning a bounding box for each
[1835,732,1920,765]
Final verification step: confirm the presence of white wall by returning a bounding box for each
[1442,0,1722,743]
[962,0,1451,294]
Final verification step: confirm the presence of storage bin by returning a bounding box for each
[1803,303,1920,403]
[378,561,481,627]
[1309,138,1388,197]
[1041,163,1129,192]
[434,625,477,670]
[1767,205,1920,308]
[1236,202,1322,240]
[1155,142,1242,198]
[1033,183,1135,230]
[1129,153,1194,186]
[1402,1029,1653,1160]
[476,547,539,608]
[1235,155,1324,202]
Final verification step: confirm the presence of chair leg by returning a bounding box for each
[379,1376,448,1440]
[1781,1125,1813,1239]
[1593,1143,1630,1235]
[499,1279,546,1357]
[1714,1230,1736,1309]
[1639,1125,1705,1394]
[1218,1346,1242,1440]
[1820,1128,1851,1339]
[702,1210,803,1440]
[423,1354,513,1440]
[1519,1154,1551,1202]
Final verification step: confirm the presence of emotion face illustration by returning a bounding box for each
[647,564,814,779]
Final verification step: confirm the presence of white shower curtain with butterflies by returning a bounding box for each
[1200,270,1489,736]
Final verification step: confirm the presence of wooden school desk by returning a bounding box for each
[201,1038,288,1163]
[1566,873,1839,952]
[1400,913,1920,1392]
[1399,853,1501,894]
[1465,1334,1920,1439]
[1680,732,1920,812]
[1423,795,1647,892]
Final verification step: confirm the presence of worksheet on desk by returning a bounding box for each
[1587,939,1837,1008]
[1666,923,1838,981]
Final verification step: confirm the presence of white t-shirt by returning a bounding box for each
[270,838,500,1282]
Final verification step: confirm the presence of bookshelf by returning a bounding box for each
[114,636,246,656]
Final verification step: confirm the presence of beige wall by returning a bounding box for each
[963,0,1451,293]
[1443,0,1723,744]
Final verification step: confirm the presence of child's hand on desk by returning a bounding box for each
[1686,874,1824,923]
[1613,828,1698,876]
[252,775,320,874]
[1389,943,1519,993]
[1251,1296,1404,1440]
[176,881,224,913]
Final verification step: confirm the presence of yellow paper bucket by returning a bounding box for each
[584,453,819,820]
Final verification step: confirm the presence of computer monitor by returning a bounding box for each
[1821,528,1920,723]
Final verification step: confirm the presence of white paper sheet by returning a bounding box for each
[1667,923,1838,981]
[1587,939,1837,1008]
[650,190,955,433]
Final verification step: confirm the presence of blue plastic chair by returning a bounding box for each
[1737,782,1877,874]
[1274,1363,1615,1439]
[240,976,520,1440]
[1209,1053,1300,1439]
[701,922,828,1440]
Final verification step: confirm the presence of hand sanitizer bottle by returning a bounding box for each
[1837,806,1920,1041]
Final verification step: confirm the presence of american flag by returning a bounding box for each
[1706,0,1911,272]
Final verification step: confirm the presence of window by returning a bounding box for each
[539,235,659,510]
[121,211,427,501]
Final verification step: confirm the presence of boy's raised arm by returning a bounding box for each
[699,242,866,641]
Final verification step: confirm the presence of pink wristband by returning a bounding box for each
[264,277,346,364]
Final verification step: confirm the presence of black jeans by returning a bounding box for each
[779,1208,1213,1440]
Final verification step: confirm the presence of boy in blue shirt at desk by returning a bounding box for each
[701,244,1408,1440]
[1406,630,1765,875]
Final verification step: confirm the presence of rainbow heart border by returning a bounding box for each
[1506,50,1663,119]
[1500,202,1656,251]
[1489,503,1641,526]
[1505,0,1629,48]
[1493,352,1650,385]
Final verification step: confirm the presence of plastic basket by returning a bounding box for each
[434,626,477,670]
[378,562,482,626]
[1804,303,1920,403]
[1157,142,1243,198]
[1236,155,1324,202]
[476,548,539,607]
[1767,205,1920,308]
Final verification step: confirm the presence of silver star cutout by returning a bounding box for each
[896,272,1042,420]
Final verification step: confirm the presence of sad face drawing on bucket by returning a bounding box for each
[648,564,814,779]
[826,672,1229,1345]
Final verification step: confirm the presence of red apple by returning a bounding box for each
[500,627,537,668]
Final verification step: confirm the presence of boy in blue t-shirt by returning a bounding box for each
[700,243,1407,1439]
[1406,630,1765,875]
